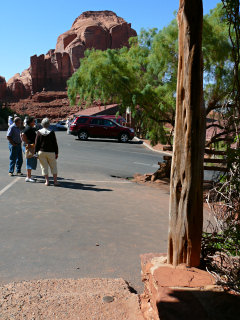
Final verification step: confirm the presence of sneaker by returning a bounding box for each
[8,172,14,176]
[16,172,24,176]
[25,178,36,183]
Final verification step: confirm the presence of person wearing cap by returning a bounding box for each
[35,118,59,186]
[6,117,23,176]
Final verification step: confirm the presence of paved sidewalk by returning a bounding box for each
[0,278,144,320]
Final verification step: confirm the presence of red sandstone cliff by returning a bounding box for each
[0,11,136,101]
[0,76,7,100]
[7,70,32,99]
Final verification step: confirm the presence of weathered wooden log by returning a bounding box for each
[162,156,172,161]
[168,0,205,267]
[163,145,173,151]
[152,160,172,181]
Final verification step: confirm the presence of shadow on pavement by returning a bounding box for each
[33,176,73,181]
[56,181,113,192]
[35,178,113,191]
[34,176,112,191]
[75,138,143,145]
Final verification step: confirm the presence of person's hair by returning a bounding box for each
[41,118,50,128]
[14,117,21,124]
[26,117,35,126]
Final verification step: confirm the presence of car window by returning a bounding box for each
[77,117,88,124]
[91,118,104,125]
[111,119,118,125]
[103,119,115,127]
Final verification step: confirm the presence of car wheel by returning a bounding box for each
[78,131,88,140]
[119,133,129,143]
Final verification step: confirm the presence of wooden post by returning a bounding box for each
[167,0,205,267]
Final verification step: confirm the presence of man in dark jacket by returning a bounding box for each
[6,117,23,176]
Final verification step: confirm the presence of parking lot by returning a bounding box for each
[0,131,173,291]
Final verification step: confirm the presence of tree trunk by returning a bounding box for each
[167,0,205,267]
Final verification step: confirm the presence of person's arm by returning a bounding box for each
[6,127,16,146]
[21,133,28,144]
[34,132,40,153]
[7,136,17,146]
[52,132,59,158]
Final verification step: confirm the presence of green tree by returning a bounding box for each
[203,4,232,115]
[68,39,171,144]
[67,4,232,146]
[202,1,240,293]
[138,27,158,49]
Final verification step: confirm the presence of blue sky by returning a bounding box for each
[0,0,220,81]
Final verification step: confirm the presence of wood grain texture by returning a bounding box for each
[167,0,205,267]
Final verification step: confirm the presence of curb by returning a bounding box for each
[133,137,173,157]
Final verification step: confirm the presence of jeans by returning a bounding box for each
[22,145,37,170]
[9,143,23,173]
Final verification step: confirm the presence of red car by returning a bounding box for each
[97,115,126,125]
[69,116,134,142]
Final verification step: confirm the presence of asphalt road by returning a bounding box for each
[0,131,171,292]
[0,131,213,292]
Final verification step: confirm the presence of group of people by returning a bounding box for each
[6,116,59,186]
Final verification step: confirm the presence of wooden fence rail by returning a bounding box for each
[161,150,229,172]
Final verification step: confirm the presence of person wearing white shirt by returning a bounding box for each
[8,116,13,127]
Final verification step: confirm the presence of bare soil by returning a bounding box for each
[0,278,144,320]
[7,91,100,122]
[132,173,170,191]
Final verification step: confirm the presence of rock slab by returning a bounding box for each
[140,253,239,320]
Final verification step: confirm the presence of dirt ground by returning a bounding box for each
[0,278,144,320]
